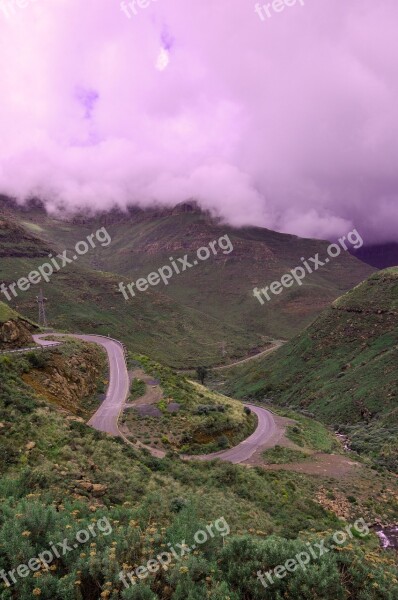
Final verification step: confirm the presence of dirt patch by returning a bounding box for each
[125,368,163,407]
[253,453,361,478]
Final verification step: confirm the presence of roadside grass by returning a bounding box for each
[130,378,146,400]
[223,269,398,471]
[262,445,311,464]
[248,402,339,454]
[285,416,339,453]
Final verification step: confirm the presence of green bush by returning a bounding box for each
[26,352,48,370]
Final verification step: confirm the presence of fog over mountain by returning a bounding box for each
[0,0,397,243]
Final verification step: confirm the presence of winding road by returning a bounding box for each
[33,333,279,464]
[33,334,128,436]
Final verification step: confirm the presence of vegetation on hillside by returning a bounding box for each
[0,214,261,368]
[224,269,398,471]
[262,446,311,464]
[0,303,18,325]
[1,352,397,599]
[1,201,374,356]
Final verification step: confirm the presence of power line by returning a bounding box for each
[36,289,48,328]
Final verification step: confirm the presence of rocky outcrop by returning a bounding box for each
[0,318,36,350]
[22,344,107,418]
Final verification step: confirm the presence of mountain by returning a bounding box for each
[1,219,398,598]
[0,208,259,367]
[223,268,398,470]
[1,198,375,353]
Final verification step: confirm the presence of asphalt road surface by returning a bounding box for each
[185,404,277,464]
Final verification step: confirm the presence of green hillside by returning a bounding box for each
[224,269,398,470]
[0,212,261,367]
[4,200,374,345]
[0,302,18,324]
[0,349,397,599]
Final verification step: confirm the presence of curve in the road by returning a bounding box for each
[33,334,278,464]
[33,333,129,437]
[183,404,277,464]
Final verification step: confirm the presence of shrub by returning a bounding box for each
[170,497,188,513]
[26,352,48,369]
[217,435,230,449]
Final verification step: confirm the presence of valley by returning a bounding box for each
[0,201,396,599]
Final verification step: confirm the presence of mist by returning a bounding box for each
[0,0,397,243]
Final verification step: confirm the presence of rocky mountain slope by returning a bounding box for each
[1,198,374,347]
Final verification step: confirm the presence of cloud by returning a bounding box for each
[0,0,397,243]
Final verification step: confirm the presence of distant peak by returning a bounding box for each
[171,200,202,215]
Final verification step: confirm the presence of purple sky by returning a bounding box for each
[0,0,397,243]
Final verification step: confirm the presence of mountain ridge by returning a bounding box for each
[0,197,375,348]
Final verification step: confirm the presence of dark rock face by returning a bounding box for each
[0,318,35,350]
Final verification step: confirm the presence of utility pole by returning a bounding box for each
[36,289,48,328]
[220,341,227,358]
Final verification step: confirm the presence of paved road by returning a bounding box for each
[33,334,129,436]
[32,334,278,464]
[212,340,285,371]
[185,404,277,464]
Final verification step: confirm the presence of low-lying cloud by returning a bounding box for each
[0,0,397,243]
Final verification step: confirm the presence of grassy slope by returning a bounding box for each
[224,269,398,469]
[9,202,374,344]
[0,352,397,599]
[0,213,258,367]
[0,302,18,324]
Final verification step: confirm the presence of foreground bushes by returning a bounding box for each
[1,354,397,599]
